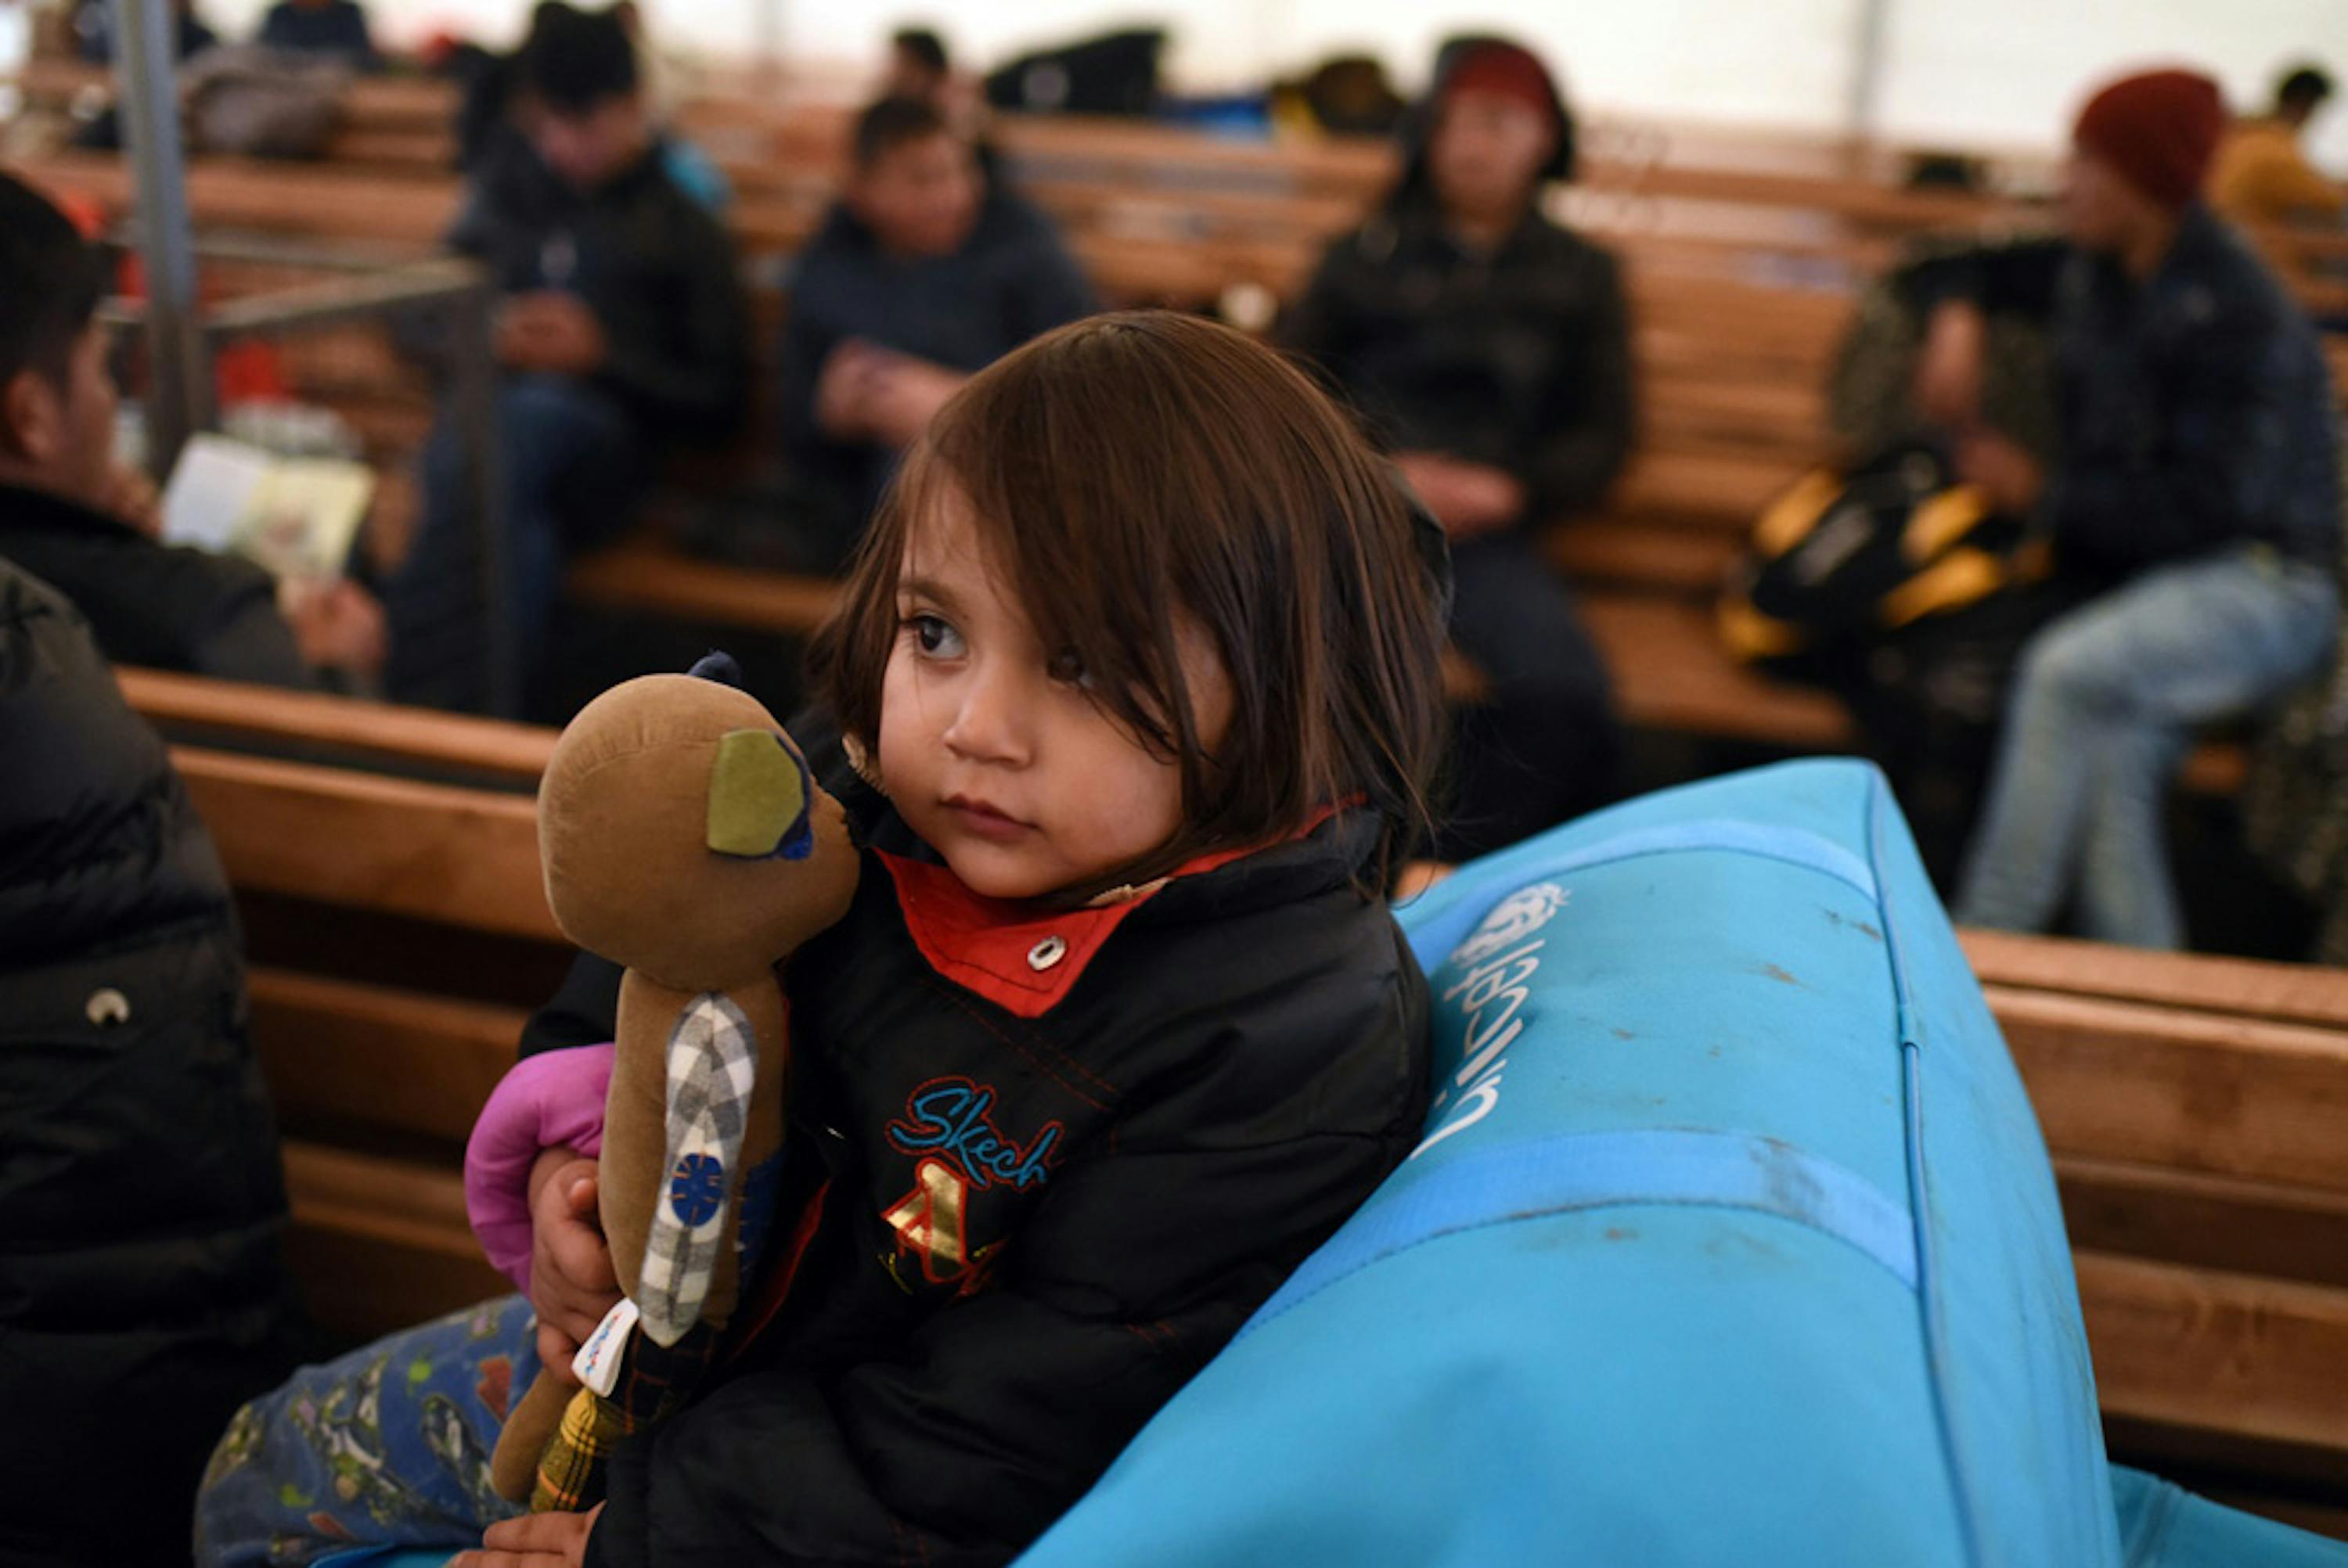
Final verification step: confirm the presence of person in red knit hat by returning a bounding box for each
[1903,67,2341,950]
[1283,38,1628,859]
[2065,69,2227,268]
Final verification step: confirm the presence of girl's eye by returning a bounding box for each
[906,614,966,658]
[1047,648,1091,688]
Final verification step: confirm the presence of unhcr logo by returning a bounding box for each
[1413,882,1571,1160]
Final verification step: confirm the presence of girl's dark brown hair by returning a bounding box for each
[810,310,1448,890]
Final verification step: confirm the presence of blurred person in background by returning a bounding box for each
[1911,70,2341,948]
[0,174,380,688]
[774,93,1093,570]
[883,25,951,102]
[74,0,217,63]
[2210,63,2343,230]
[0,172,301,1568]
[254,0,380,70]
[384,3,747,712]
[1284,38,1630,859]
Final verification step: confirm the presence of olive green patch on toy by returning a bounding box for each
[705,730,808,858]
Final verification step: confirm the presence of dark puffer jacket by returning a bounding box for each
[448,131,751,438]
[1280,45,1634,525]
[0,557,297,1568]
[0,480,315,689]
[519,745,1433,1567]
[1896,210,2341,583]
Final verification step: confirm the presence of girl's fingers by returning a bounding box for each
[549,1218,618,1292]
[483,1510,581,1548]
[563,1171,599,1215]
[538,1321,583,1384]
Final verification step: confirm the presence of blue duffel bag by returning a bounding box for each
[1014,759,2348,1568]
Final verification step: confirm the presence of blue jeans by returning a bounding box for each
[193,1296,538,1566]
[1956,547,2338,948]
[384,376,646,714]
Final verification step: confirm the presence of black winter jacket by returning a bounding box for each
[776,192,1097,559]
[524,757,1431,1568]
[0,558,297,1567]
[1896,210,2342,581]
[0,480,315,689]
[1281,48,1634,525]
[449,135,751,437]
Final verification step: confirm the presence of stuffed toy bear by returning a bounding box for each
[485,659,859,1509]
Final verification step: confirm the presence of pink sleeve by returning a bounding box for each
[463,1042,614,1295]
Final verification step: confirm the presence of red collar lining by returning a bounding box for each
[876,807,1339,1020]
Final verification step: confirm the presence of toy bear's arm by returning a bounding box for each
[603,969,789,1339]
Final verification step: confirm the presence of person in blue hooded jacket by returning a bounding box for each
[773,95,1097,571]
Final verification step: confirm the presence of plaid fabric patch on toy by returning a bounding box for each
[638,991,758,1347]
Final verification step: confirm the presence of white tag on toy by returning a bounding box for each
[571,1296,640,1397]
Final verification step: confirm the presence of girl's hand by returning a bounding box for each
[452,1501,603,1567]
[528,1149,621,1383]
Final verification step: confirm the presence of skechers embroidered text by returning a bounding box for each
[886,1076,1066,1192]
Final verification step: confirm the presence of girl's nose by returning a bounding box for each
[941,662,1032,766]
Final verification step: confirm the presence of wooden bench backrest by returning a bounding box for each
[95,664,2348,1472]
[153,732,566,1336]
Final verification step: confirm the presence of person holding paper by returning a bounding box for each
[0,174,387,689]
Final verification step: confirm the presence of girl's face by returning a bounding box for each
[878,494,1233,901]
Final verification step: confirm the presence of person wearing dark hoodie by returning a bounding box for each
[254,0,380,70]
[1909,70,2342,950]
[384,2,749,712]
[775,94,1097,570]
[0,172,382,689]
[0,186,301,1568]
[1283,38,1630,860]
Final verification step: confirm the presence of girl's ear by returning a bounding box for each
[842,732,887,795]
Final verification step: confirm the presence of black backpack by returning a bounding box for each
[1719,441,2052,668]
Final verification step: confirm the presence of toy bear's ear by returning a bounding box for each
[688,650,747,689]
[707,731,816,861]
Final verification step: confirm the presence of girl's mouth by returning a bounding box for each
[942,795,1033,841]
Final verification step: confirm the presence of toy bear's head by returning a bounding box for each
[538,667,859,993]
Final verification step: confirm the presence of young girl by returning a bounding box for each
[196,311,1449,1567]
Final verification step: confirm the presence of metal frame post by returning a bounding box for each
[107,0,211,474]
[448,284,517,720]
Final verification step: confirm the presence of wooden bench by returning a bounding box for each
[137,677,2348,1530]
[566,538,2256,797]
[115,673,564,1339]
[1963,931,2348,1503]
